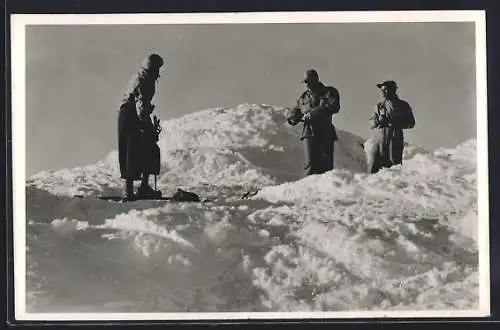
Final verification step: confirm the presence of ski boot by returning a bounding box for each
[136,185,162,200]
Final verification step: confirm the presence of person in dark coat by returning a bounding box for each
[287,69,341,176]
[118,53,164,200]
[368,80,415,174]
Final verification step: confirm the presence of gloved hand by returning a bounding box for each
[153,115,162,134]
[286,107,303,126]
[375,114,391,128]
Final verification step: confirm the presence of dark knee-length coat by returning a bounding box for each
[368,97,415,174]
[118,69,160,180]
[288,82,341,175]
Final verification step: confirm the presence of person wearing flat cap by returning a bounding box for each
[118,53,164,200]
[287,69,341,176]
[368,80,415,174]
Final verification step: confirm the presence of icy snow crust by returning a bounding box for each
[25,104,478,313]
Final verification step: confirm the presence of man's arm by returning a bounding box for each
[392,101,415,129]
[286,99,304,126]
[369,105,381,129]
[404,103,415,129]
[135,78,154,121]
[308,87,340,119]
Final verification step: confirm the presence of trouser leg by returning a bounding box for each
[390,139,404,166]
[368,157,377,174]
[323,140,334,172]
[140,173,150,189]
[368,144,382,174]
[303,138,314,176]
[303,138,323,176]
[125,179,134,197]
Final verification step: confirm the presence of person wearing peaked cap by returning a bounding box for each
[118,53,165,201]
[286,69,341,176]
[368,80,416,174]
[376,80,397,91]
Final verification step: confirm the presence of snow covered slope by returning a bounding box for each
[253,139,478,310]
[27,103,367,199]
[24,104,479,314]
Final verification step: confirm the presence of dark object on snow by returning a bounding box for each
[135,185,162,200]
[368,80,415,174]
[88,188,200,203]
[85,195,169,202]
[171,188,201,202]
[82,192,207,203]
[241,189,260,200]
[289,69,340,176]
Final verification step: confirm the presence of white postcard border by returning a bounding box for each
[11,10,490,321]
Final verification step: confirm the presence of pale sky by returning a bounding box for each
[26,22,476,176]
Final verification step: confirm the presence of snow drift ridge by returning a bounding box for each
[27,103,367,198]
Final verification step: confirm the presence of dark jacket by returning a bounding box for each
[118,70,160,180]
[369,97,415,171]
[292,82,341,142]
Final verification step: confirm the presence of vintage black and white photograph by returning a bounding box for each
[12,11,489,320]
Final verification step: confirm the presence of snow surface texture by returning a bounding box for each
[25,104,478,313]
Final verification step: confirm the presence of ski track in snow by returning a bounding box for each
[25,104,478,313]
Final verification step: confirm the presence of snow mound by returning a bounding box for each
[159,104,295,150]
[251,138,478,310]
[27,104,367,198]
[28,152,123,197]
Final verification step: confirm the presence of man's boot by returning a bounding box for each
[137,173,161,199]
[123,179,136,201]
